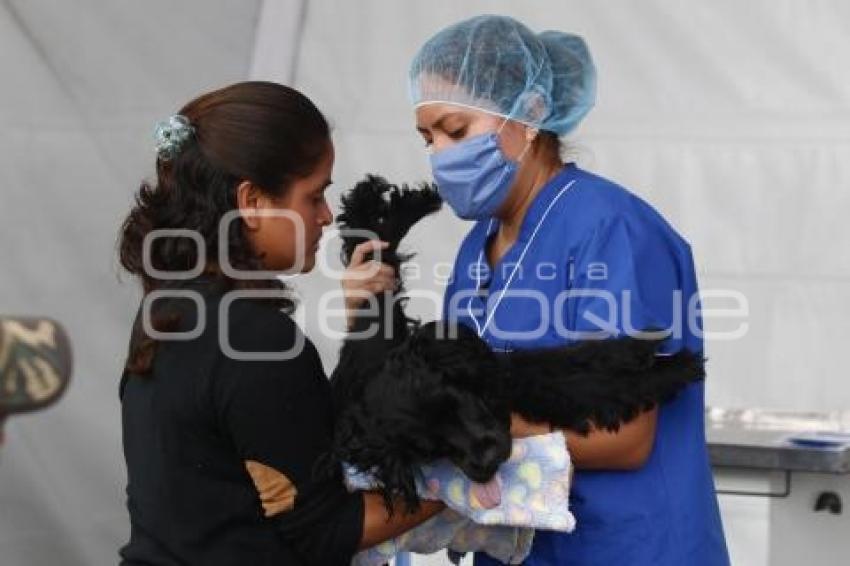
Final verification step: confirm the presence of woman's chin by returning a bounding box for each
[266,249,319,274]
[291,251,318,273]
[300,254,317,273]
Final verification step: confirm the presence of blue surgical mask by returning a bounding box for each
[429,123,531,220]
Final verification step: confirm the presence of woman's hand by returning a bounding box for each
[341,240,397,329]
[359,492,444,550]
[510,412,553,438]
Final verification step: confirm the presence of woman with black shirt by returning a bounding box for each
[117,81,443,566]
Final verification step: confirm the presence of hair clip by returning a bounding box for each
[153,114,195,161]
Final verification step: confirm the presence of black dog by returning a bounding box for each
[328,175,705,512]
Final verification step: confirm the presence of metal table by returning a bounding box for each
[708,409,850,475]
[707,408,850,565]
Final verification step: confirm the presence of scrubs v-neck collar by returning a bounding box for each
[468,163,578,338]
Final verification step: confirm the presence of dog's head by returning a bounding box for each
[331,321,512,511]
[405,322,512,482]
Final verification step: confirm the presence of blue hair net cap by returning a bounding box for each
[409,15,596,136]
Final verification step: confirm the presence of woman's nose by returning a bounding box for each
[430,136,455,154]
[319,202,333,226]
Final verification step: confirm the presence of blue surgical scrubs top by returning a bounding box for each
[442,164,729,566]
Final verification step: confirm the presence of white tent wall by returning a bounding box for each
[251,1,850,565]
[0,1,261,565]
[0,0,845,564]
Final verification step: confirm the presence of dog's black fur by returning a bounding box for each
[328,175,706,513]
[330,175,442,410]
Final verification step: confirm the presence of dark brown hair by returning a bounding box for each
[533,130,563,164]
[118,81,330,374]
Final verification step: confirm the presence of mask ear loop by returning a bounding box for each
[516,128,538,163]
[497,116,538,163]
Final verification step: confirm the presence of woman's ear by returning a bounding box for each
[236,180,262,230]
[514,126,539,163]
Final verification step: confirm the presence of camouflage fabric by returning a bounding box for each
[0,316,72,417]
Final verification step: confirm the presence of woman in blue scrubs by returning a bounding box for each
[409,15,730,565]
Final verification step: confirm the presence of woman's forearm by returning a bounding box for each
[564,406,658,470]
[511,407,659,470]
[358,492,445,550]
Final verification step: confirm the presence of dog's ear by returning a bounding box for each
[331,401,428,515]
[377,452,425,515]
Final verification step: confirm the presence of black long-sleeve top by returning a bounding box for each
[119,278,364,565]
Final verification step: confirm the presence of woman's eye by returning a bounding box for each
[448,128,467,139]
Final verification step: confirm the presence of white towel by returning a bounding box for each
[348,431,575,565]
